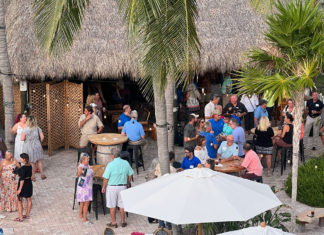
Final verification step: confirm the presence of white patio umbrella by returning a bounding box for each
[218,225,294,235]
[121,168,281,225]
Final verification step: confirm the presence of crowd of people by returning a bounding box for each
[180,88,323,178]
[0,114,44,222]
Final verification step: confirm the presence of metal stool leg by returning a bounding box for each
[272,147,279,173]
[72,177,78,210]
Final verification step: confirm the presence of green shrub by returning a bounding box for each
[285,156,324,207]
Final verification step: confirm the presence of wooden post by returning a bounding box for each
[64,81,69,150]
[198,223,202,235]
[46,84,52,156]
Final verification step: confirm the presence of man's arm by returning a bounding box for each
[97,126,103,134]
[79,115,90,128]
[102,178,108,193]
[184,135,199,143]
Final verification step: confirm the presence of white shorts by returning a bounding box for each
[106,185,126,208]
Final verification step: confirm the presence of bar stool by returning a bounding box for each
[253,176,263,183]
[272,146,292,175]
[92,183,106,220]
[127,142,145,174]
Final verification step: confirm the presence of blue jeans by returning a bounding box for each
[159,220,172,229]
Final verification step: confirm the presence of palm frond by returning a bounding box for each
[249,0,276,14]
[118,0,200,101]
[33,0,89,56]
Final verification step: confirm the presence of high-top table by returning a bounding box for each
[213,159,243,174]
[88,133,128,166]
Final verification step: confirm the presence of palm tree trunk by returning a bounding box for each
[153,80,170,175]
[291,90,304,232]
[165,78,175,152]
[0,0,14,151]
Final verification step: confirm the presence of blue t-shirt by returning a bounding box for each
[200,131,217,158]
[232,126,245,157]
[118,113,131,127]
[222,123,233,136]
[231,115,242,126]
[122,119,145,141]
[209,118,224,137]
[181,156,201,170]
[254,106,268,124]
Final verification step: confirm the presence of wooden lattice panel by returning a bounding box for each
[13,83,21,117]
[29,83,48,145]
[0,84,4,128]
[47,83,66,155]
[65,81,83,149]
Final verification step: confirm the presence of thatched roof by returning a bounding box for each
[5,0,266,80]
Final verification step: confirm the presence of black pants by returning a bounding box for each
[244,112,254,131]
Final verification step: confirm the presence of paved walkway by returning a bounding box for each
[0,135,323,235]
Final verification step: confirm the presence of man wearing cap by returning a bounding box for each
[200,121,218,158]
[183,114,199,149]
[118,105,132,130]
[223,95,247,120]
[78,105,104,148]
[121,110,145,143]
[209,109,224,137]
[254,100,268,126]
[204,94,221,120]
[178,146,201,171]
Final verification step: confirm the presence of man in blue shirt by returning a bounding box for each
[200,121,218,158]
[121,110,145,142]
[230,118,245,157]
[179,146,201,170]
[217,135,239,161]
[209,109,224,137]
[118,105,132,130]
[254,100,268,126]
[102,148,134,228]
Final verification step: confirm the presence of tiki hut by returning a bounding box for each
[5,0,266,79]
[2,0,266,154]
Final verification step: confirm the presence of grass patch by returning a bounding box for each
[285,156,324,207]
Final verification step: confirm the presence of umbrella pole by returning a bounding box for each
[198,223,202,235]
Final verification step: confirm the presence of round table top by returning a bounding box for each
[88,133,128,145]
[213,159,243,174]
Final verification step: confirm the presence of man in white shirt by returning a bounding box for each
[204,94,221,120]
[240,94,259,133]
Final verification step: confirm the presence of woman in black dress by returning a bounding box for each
[15,153,33,222]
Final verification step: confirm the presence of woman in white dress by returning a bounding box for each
[194,136,208,164]
[11,114,27,161]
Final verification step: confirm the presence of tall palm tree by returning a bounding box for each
[236,0,324,231]
[0,0,14,150]
[33,0,200,175]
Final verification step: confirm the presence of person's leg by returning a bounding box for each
[79,202,84,218]
[37,160,46,179]
[120,207,126,224]
[266,155,272,173]
[30,162,36,181]
[82,201,90,222]
[110,208,117,225]
[25,197,32,218]
[17,197,23,220]
[313,116,321,144]
[241,173,258,180]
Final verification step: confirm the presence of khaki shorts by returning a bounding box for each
[80,134,90,147]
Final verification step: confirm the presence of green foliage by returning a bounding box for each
[33,0,90,56]
[185,205,290,234]
[118,0,200,100]
[285,156,324,207]
[236,0,324,102]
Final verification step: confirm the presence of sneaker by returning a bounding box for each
[84,220,93,225]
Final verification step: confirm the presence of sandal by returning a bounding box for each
[41,175,47,180]
[14,217,23,222]
[23,215,30,219]
[107,222,118,228]
[121,222,127,227]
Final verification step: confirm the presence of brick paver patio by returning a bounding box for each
[0,135,323,234]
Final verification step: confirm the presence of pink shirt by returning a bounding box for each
[241,150,263,176]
